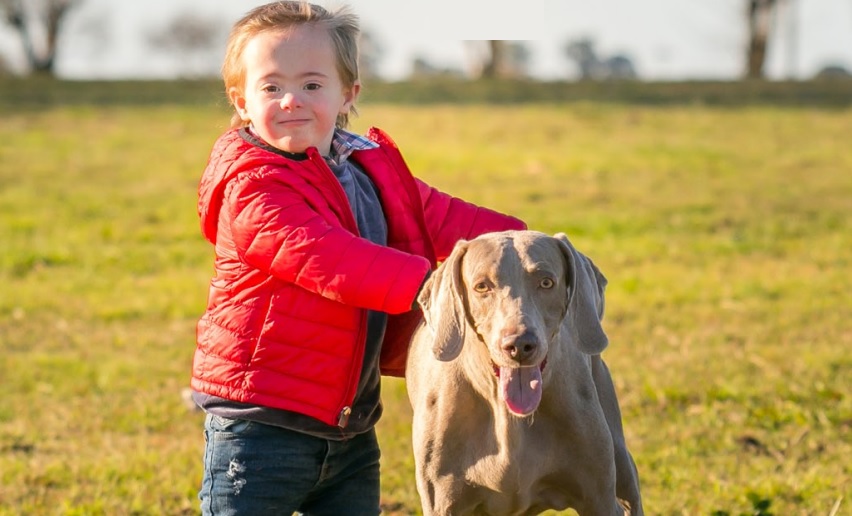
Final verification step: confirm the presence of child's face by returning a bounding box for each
[230,24,359,155]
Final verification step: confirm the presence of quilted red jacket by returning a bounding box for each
[192,127,525,427]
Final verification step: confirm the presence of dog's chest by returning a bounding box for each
[464,430,566,486]
[463,460,575,516]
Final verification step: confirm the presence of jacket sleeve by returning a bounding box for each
[416,179,527,262]
[226,171,431,315]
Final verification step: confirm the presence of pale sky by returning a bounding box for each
[2,0,851,81]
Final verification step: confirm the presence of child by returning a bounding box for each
[191,1,526,514]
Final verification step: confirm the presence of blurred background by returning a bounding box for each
[2,1,851,515]
[1,0,851,83]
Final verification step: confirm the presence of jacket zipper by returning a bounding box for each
[307,149,365,429]
[337,406,352,428]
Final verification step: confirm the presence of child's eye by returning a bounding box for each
[261,85,280,94]
[304,83,322,91]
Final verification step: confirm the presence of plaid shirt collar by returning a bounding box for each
[327,128,379,165]
[246,125,377,164]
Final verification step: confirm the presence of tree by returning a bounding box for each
[564,38,637,81]
[745,0,779,79]
[0,0,81,75]
[146,12,225,78]
[466,41,532,79]
[359,29,383,80]
[409,55,464,79]
[480,41,505,78]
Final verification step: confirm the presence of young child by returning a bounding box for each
[191,1,526,514]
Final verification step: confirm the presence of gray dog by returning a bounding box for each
[406,230,643,515]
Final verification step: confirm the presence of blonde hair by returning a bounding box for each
[222,1,361,129]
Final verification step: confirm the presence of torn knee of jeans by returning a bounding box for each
[226,458,247,495]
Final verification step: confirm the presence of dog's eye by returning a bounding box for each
[473,281,490,293]
[539,277,555,289]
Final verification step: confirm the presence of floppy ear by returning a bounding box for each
[554,233,609,355]
[417,241,469,361]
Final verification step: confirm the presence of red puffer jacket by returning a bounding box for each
[192,127,526,427]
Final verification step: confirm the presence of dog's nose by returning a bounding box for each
[501,330,538,363]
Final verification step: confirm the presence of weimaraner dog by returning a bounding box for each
[406,230,643,516]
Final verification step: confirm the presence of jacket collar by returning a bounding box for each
[242,126,378,165]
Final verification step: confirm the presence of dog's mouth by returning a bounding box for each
[493,360,546,417]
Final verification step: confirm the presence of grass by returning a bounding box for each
[1,79,851,515]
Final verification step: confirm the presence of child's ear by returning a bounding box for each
[341,81,361,113]
[228,87,250,121]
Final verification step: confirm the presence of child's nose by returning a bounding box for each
[280,92,301,110]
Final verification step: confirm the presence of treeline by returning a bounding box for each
[1,77,851,112]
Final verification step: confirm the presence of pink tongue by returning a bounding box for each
[500,366,542,416]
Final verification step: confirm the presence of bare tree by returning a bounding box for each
[146,12,225,78]
[480,40,505,78]
[359,29,383,80]
[0,0,81,75]
[409,55,464,79]
[467,41,531,79]
[564,38,637,81]
[746,0,779,79]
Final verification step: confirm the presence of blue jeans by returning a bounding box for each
[199,414,381,516]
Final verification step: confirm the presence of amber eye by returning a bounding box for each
[539,277,555,289]
[473,282,489,293]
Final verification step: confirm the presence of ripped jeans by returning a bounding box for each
[199,414,381,516]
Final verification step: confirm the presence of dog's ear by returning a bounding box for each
[554,233,609,355]
[418,240,469,361]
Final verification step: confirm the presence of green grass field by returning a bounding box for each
[1,79,850,515]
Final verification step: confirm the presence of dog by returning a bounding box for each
[406,230,642,515]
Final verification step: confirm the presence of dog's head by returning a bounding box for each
[418,230,609,416]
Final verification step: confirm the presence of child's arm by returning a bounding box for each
[227,175,430,315]
[416,179,527,262]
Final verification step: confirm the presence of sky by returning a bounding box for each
[2,0,851,81]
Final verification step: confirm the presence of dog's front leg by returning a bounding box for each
[591,356,643,515]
